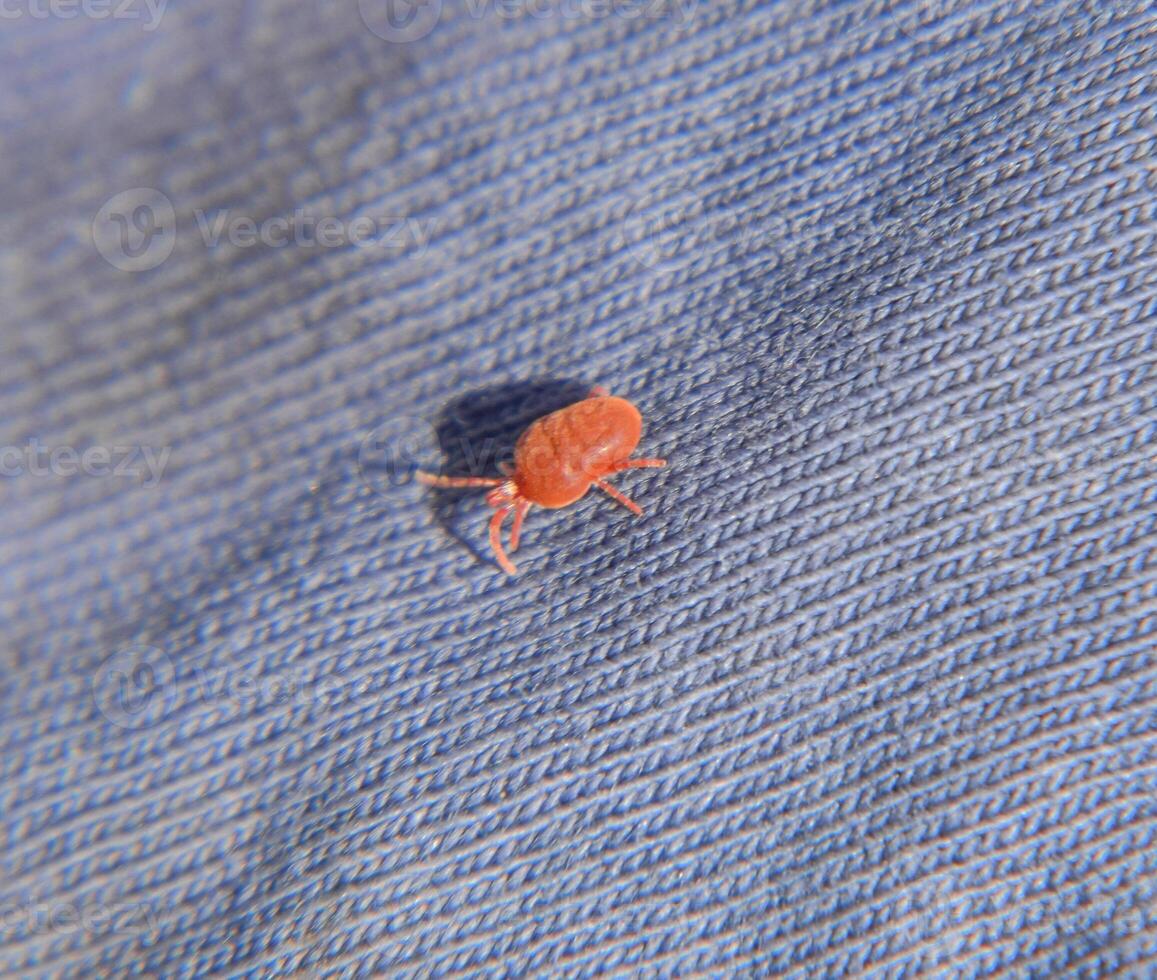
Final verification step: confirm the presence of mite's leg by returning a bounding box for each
[593,478,643,516]
[489,506,517,575]
[416,471,504,488]
[611,458,666,471]
[509,498,532,552]
[587,385,610,398]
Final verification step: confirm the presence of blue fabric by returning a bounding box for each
[2,0,1156,975]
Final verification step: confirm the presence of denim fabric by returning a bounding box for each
[2,0,1155,975]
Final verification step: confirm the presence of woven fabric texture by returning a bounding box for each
[2,0,1156,975]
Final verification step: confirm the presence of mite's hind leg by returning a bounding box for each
[489,506,517,575]
[509,498,532,552]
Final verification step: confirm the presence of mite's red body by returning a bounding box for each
[416,387,665,575]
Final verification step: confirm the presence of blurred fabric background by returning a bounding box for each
[2,0,1155,975]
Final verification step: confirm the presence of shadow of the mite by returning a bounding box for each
[422,377,593,569]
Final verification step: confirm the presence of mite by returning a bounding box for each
[416,386,666,575]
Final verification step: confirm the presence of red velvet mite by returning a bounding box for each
[416,386,666,575]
